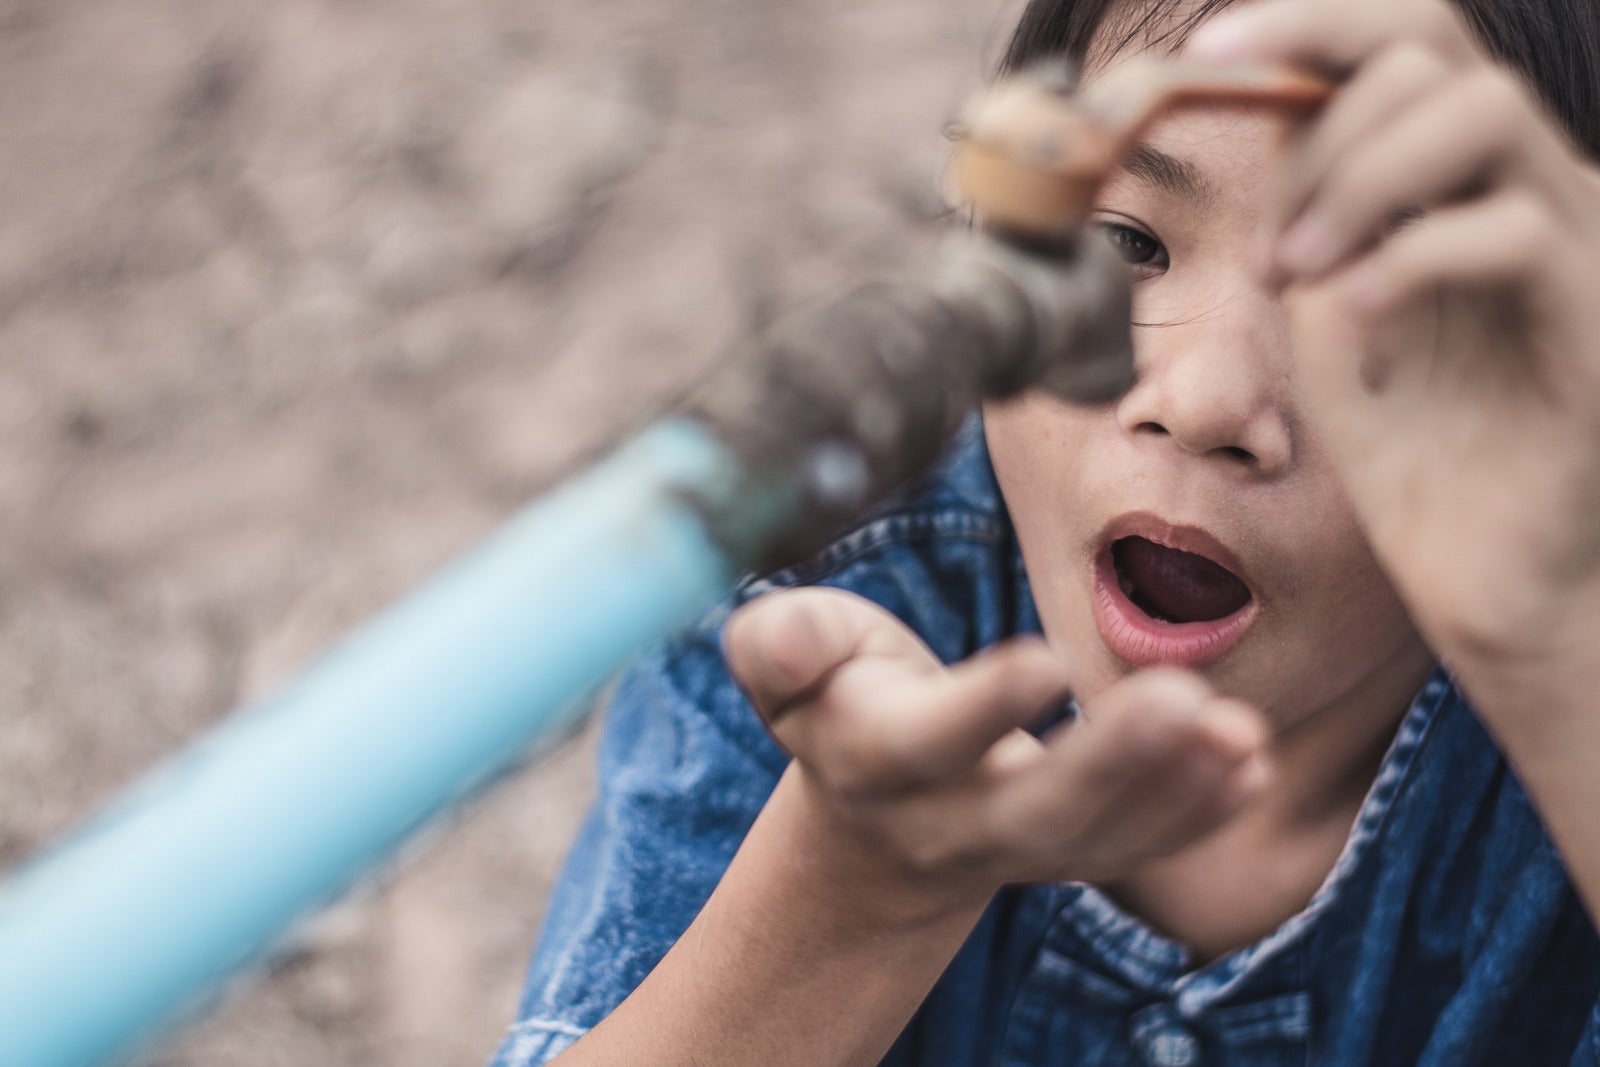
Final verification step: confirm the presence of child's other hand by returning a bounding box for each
[723,588,1269,922]
[1188,0,1600,722]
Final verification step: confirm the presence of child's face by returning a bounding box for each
[983,94,1435,727]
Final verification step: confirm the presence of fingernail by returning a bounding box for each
[1276,215,1339,276]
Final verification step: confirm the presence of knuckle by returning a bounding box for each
[1318,159,1380,229]
[816,751,879,799]
[821,728,907,798]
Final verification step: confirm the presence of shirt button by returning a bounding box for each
[1129,1005,1203,1067]
[1140,1025,1200,1067]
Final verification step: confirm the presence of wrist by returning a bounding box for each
[1447,587,1600,745]
[757,764,999,933]
[1421,556,1596,720]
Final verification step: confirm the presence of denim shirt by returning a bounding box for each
[490,418,1600,1067]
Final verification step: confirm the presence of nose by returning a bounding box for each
[1114,288,1293,476]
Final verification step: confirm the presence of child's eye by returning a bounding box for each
[1095,219,1169,278]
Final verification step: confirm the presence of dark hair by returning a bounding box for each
[1001,0,1600,158]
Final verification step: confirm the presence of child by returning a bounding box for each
[491,0,1600,1062]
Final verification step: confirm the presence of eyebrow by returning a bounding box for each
[1117,142,1214,202]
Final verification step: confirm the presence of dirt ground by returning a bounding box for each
[0,1,1025,1063]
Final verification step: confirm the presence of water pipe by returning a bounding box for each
[0,229,1132,1067]
[0,60,1331,1067]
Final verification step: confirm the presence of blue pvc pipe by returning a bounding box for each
[0,419,789,1067]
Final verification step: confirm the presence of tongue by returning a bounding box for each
[1114,536,1251,623]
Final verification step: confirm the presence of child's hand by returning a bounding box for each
[723,588,1268,921]
[1188,0,1600,723]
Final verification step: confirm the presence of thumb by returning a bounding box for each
[722,587,938,724]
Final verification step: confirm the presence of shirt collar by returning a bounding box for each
[1037,665,1459,1008]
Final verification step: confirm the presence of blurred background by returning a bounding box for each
[0,0,1023,1063]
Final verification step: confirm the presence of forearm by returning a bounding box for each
[553,766,992,1067]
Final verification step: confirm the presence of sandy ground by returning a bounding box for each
[0,1,1024,1063]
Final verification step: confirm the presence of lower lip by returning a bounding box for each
[1090,548,1257,669]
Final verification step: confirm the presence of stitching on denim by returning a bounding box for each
[1060,885,1189,982]
[741,508,1004,597]
[1032,946,1142,1007]
[743,516,1004,595]
[1208,991,1312,1043]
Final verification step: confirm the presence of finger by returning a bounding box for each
[723,587,936,723]
[1305,190,1560,392]
[1272,68,1541,281]
[1118,699,1272,857]
[1185,0,1477,75]
[1260,42,1452,278]
[1003,685,1269,882]
[797,637,1074,794]
[1338,190,1557,318]
[985,670,1265,851]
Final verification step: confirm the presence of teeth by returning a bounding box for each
[1118,574,1135,598]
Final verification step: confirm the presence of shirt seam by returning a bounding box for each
[740,507,1005,598]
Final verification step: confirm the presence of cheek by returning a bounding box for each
[981,396,1112,584]
[1316,537,1416,645]
[983,396,1430,716]
[984,396,1058,479]
[981,396,1099,499]
[983,396,1125,676]
[1259,475,1426,689]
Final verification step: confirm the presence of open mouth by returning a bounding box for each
[1110,536,1253,624]
[1090,524,1258,668]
